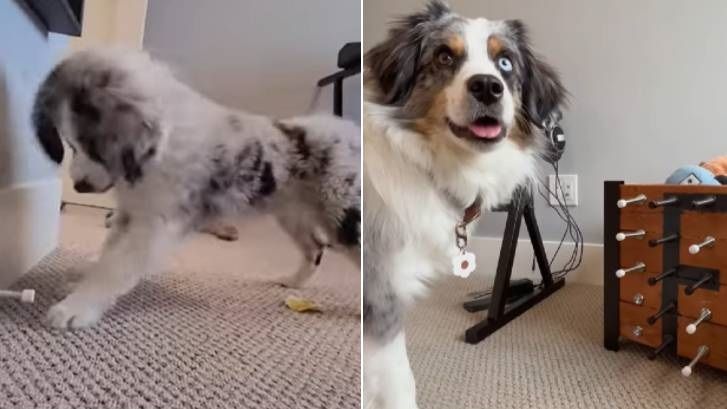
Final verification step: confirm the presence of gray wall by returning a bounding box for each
[1,0,69,190]
[144,0,361,123]
[365,0,727,243]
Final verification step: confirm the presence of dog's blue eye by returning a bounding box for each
[498,57,513,72]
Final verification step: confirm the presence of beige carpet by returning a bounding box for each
[0,206,359,409]
[407,278,727,409]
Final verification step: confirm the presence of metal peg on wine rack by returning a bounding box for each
[686,308,712,334]
[692,196,716,208]
[617,194,647,209]
[684,272,714,295]
[649,233,679,247]
[681,345,709,377]
[615,262,646,278]
[616,229,646,242]
[649,196,679,208]
[648,267,677,286]
[647,302,675,325]
[648,335,674,360]
[688,236,715,255]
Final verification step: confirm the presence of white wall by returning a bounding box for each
[364,0,727,244]
[0,0,69,286]
[143,0,361,122]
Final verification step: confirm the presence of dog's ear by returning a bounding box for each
[507,20,567,125]
[365,1,451,105]
[69,66,161,185]
[32,68,65,164]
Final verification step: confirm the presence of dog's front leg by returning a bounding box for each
[47,216,183,329]
[364,331,419,409]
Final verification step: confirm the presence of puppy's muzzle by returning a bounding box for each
[467,74,503,105]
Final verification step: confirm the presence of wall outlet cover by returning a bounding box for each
[548,174,578,206]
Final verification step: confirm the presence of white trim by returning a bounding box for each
[469,236,604,286]
[0,178,61,288]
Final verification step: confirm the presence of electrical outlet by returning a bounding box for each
[548,174,578,206]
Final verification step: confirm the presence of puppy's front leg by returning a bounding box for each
[364,331,419,409]
[47,216,183,329]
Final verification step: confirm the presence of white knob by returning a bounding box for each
[689,236,715,255]
[682,345,709,377]
[615,262,646,278]
[20,289,35,303]
[617,194,647,208]
[686,308,711,335]
[616,229,646,242]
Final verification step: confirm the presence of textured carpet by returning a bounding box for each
[407,278,727,409]
[0,248,360,409]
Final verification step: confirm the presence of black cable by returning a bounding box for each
[534,159,584,280]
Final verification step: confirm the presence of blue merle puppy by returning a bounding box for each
[33,49,360,328]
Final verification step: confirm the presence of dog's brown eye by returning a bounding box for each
[437,50,454,66]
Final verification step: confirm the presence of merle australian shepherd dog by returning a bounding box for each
[363,2,566,408]
[33,49,360,329]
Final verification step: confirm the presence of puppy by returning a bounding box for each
[362,2,566,408]
[33,49,360,328]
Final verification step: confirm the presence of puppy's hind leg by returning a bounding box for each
[275,212,328,288]
[47,215,185,329]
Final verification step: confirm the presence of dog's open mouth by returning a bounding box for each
[447,116,505,143]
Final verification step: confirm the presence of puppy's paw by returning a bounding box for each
[277,277,303,289]
[47,297,105,329]
[211,225,239,241]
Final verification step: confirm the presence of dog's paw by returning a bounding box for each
[277,277,303,289]
[211,225,239,241]
[47,297,105,329]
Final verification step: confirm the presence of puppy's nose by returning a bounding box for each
[74,180,94,193]
[467,74,504,105]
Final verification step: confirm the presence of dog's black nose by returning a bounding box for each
[74,180,94,193]
[467,74,504,105]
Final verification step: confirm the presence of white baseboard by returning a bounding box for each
[0,178,61,288]
[469,236,604,286]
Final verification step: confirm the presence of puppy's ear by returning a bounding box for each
[32,68,65,164]
[365,1,451,105]
[70,67,161,185]
[34,113,64,164]
[508,20,567,125]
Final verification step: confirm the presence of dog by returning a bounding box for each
[33,49,361,328]
[362,2,566,408]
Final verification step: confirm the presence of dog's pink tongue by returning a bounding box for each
[468,124,502,139]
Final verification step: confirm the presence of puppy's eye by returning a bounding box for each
[437,50,454,66]
[498,56,513,72]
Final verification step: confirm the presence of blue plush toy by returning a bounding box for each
[665,165,721,185]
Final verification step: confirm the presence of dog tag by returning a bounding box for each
[452,251,476,278]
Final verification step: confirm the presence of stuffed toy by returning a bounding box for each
[666,156,727,185]
[700,155,727,184]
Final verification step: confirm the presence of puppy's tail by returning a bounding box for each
[32,64,65,164]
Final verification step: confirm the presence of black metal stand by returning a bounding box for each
[464,186,566,344]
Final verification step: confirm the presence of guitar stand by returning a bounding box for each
[464,186,566,344]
